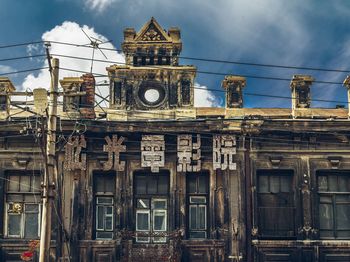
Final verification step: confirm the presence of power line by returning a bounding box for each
[0,54,46,62]
[0,41,43,49]
[60,67,349,105]
[48,40,350,73]
[0,67,49,76]
[1,39,350,74]
[53,53,346,85]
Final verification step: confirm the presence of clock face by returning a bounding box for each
[137,80,166,107]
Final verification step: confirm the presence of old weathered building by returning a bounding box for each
[1,18,350,261]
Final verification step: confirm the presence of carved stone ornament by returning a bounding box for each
[177,134,201,172]
[103,135,126,171]
[64,135,87,171]
[140,23,164,41]
[213,135,236,170]
[141,135,165,173]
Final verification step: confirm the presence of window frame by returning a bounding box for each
[4,172,41,239]
[256,169,296,239]
[93,172,116,240]
[316,170,350,239]
[133,171,169,243]
[186,172,209,240]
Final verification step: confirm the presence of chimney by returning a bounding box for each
[222,75,246,108]
[290,75,314,111]
[168,27,181,42]
[0,77,15,117]
[60,77,83,113]
[80,73,96,119]
[123,28,136,41]
[60,74,96,119]
[343,75,350,117]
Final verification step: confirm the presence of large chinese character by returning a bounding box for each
[103,135,126,171]
[213,135,236,170]
[141,135,165,173]
[64,135,87,171]
[177,134,201,172]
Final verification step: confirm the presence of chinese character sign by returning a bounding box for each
[64,135,87,171]
[141,135,165,173]
[103,135,126,171]
[213,135,236,170]
[177,134,201,172]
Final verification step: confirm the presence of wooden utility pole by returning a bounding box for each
[39,57,59,261]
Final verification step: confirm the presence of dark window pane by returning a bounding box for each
[320,230,333,238]
[8,214,21,236]
[318,176,328,191]
[136,212,149,231]
[188,177,196,193]
[147,177,157,194]
[97,206,104,230]
[97,197,113,205]
[153,199,166,209]
[7,194,23,202]
[135,176,147,194]
[153,210,166,231]
[198,176,207,193]
[329,176,337,191]
[20,176,31,192]
[137,199,150,209]
[158,176,168,194]
[26,204,39,212]
[106,206,113,215]
[105,216,113,230]
[96,231,113,239]
[104,176,115,193]
[95,179,105,193]
[198,206,206,229]
[190,196,206,204]
[25,213,38,238]
[258,176,269,193]
[24,195,38,202]
[319,203,333,230]
[189,231,206,239]
[270,176,280,193]
[336,205,350,230]
[338,231,350,238]
[336,195,350,202]
[280,176,291,193]
[338,176,349,192]
[189,206,197,229]
[31,176,41,192]
[8,176,19,191]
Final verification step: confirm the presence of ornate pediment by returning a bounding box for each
[135,17,171,42]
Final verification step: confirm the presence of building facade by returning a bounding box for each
[1,18,350,261]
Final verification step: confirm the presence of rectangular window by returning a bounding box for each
[257,170,295,238]
[5,172,41,238]
[187,173,208,239]
[134,172,169,243]
[317,171,350,239]
[94,173,115,240]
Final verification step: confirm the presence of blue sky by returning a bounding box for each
[1,0,350,107]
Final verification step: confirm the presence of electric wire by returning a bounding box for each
[1,39,350,74]
[54,54,346,85]
[58,67,350,106]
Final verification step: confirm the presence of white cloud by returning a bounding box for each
[21,21,125,105]
[0,65,15,75]
[85,0,118,13]
[194,82,221,107]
